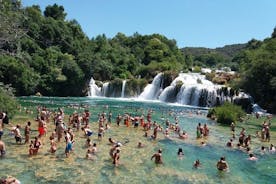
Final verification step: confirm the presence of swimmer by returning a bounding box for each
[33,137,41,155]
[151,149,163,164]
[110,144,120,158]
[193,159,201,168]
[113,149,120,167]
[137,141,145,148]
[81,127,93,137]
[248,153,258,161]
[87,143,97,159]
[49,136,57,153]
[177,148,184,159]
[178,131,188,139]
[108,137,116,145]
[91,143,97,153]
[85,138,92,148]
[269,144,275,153]
[216,157,229,171]
[201,141,206,147]
[0,176,20,184]
[0,140,6,157]
[260,146,266,154]
[24,121,31,144]
[226,139,233,147]
[98,126,105,140]
[13,125,22,144]
[65,136,73,157]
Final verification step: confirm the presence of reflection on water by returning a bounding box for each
[0,97,275,184]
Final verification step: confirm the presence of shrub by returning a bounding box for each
[0,83,18,118]
[209,102,245,125]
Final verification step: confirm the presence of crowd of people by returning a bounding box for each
[0,106,275,182]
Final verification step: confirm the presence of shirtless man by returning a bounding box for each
[14,125,22,144]
[81,127,93,137]
[151,126,158,140]
[216,157,229,171]
[0,140,6,157]
[86,143,97,160]
[98,126,105,140]
[113,149,120,167]
[24,121,31,144]
[151,149,163,164]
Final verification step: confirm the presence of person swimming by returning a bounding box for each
[177,148,184,159]
[193,159,201,168]
[248,153,258,161]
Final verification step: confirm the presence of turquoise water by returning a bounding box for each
[1,96,275,184]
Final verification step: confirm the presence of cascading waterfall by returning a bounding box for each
[87,72,256,111]
[121,80,126,98]
[138,73,164,100]
[102,82,109,97]
[159,73,231,107]
[88,77,101,97]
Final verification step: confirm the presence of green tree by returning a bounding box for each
[0,83,18,118]
[44,3,66,20]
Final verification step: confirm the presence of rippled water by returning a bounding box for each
[0,96,275,184]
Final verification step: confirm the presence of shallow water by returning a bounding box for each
[0,97,275,184]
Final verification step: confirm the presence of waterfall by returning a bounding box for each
[88,77,101,97]
[86,72,256,110]
[139,73,164,100]
[159,73,227,106]
[121,80,127,98]
[102,82,109,97]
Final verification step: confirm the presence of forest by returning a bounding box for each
[0,1,276,113]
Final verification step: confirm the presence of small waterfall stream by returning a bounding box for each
[121,80,126,98]
[138,73,164,100]
[88,77,101,97]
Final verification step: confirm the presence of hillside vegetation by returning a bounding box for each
[0,1,275,113]
[0,1,186,96]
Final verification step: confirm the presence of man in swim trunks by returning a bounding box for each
[65,136,73,157]
[113,149,120,166]
[216,157,229,171]
[81,127,93,137]
[24,121,31,144]
[14,125,22,144]
[151,149,163,164]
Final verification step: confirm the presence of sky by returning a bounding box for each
[22,0,276,48]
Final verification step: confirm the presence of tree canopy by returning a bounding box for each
[0,1,187,96]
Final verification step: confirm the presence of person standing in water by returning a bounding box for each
[177,148,184,159]
[216,157,229,171]
[0,140,6,157]
[151,149,163,164]
[113,149,120,166]
[24,121,31,144]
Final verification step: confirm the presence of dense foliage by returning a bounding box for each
[0,1,275,114]
[182,44,246,71]
[183,32,276,113]
[0,83,18,118]
[232,35,276,113]
[208,102,245,125]
[0,1,186,96]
